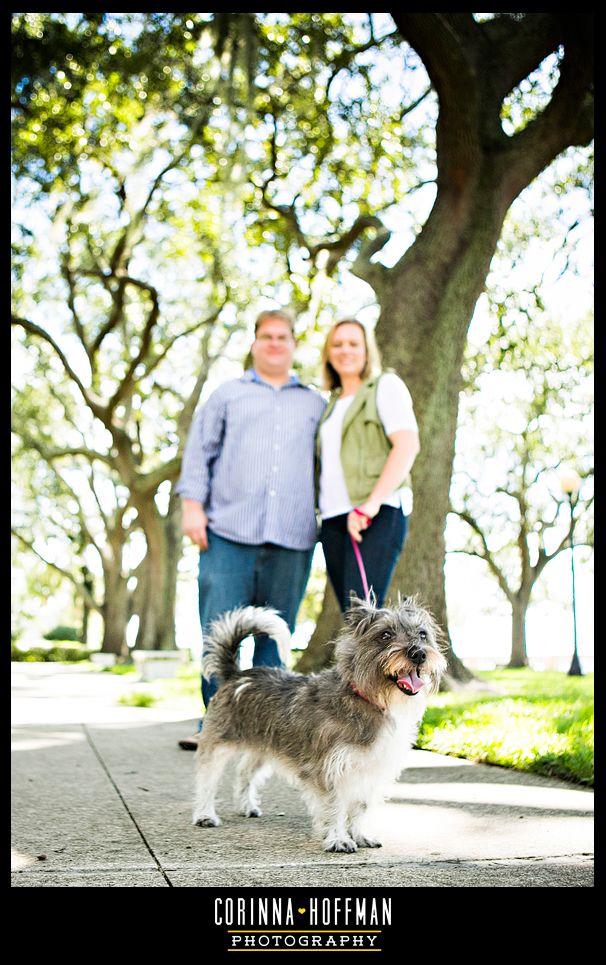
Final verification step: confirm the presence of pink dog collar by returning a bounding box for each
[350,683,385,712]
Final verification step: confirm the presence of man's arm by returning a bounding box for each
[176,389,226,551]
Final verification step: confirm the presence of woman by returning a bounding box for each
[317,319,420,611]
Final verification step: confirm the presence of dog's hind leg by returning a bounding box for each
[234,752,272,818]
[192,743,235,828]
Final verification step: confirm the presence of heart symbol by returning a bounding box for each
[298,908,306,914]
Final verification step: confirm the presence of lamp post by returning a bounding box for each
[559,467,582,677]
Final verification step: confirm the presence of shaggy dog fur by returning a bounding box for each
[192,595,447,852]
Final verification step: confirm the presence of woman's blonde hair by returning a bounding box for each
[321,318,381,390]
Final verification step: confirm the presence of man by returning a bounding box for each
[175,309,326,748]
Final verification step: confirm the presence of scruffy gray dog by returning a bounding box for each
[192,594,447,853]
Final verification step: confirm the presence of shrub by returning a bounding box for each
[43,625,81,642]
[11,643,93,662]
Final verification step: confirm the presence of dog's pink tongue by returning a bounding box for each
[397,672,425,695]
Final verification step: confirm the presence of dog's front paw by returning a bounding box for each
[354,835,382,849]
[324,837,358,853]
[242,807,262,818]
[193,815,221,828]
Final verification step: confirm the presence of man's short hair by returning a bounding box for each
[254,309,295,337]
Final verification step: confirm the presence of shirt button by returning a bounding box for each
[269,490,277,497]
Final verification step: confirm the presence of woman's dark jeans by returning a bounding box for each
[320,506,407,612]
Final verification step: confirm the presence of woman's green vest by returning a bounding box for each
[316,374,406,506]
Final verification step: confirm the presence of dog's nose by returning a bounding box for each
[409,648,426,665]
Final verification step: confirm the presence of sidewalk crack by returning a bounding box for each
[82,725,174,888]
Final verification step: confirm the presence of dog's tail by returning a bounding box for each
[202,606,291,684]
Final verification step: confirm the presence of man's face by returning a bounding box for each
[251,317,296,377]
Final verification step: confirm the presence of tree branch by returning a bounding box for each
[11,316,107,421]
[452,507,514,602]
[390,13,477,104]
[503,16,594,200]
[310,215,387,276]
[105,277,160,415]
[12,529,100,612]
[13,432,111,467]
[89,274,127,357]
[479,13,564,110]
[146,304,224,383]
[61,254,89,352]
[325,29,400,98]
[132,457,182,497]
[86,464,112,535]
[350,225,392,287]
[175,325,217,443]
[390,12,482,184]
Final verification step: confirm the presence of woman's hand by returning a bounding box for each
[347,499,380,542]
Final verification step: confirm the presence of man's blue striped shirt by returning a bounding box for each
[175,369,326,550]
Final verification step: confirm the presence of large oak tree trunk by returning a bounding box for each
[376,178,512,680]
[134,493,182,650]
[100,562,129,656]
[347,13,593,681]
[295,577,342,673]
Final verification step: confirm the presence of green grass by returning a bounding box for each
[104,662,593,786]
[115,665,202,713]
[117,690,158,708]
[419,669,594,786]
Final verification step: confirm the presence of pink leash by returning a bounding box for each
[350,508,372,599]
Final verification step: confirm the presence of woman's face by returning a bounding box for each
[328,323,367,380]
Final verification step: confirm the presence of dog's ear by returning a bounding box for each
[344,592,377,634]
[348,589,377,608]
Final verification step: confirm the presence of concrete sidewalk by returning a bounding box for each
[11,662,594,887]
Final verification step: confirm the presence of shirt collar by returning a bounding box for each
[243,368,302,388]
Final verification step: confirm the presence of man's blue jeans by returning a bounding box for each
[197,530,314,717]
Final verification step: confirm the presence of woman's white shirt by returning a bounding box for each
[319,372,418,520]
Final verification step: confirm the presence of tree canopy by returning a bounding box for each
[12,13,593,674]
